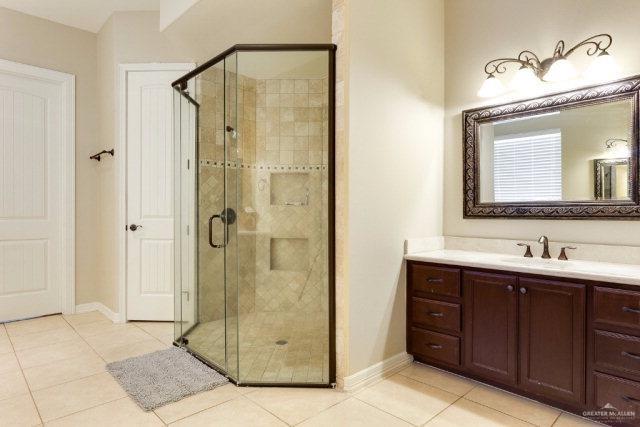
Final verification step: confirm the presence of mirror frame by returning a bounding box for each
[462,75,640,219]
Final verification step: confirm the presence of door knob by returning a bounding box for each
[520,287,527,294]
[129,224,142,231]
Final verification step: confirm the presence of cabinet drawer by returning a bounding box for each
[410,327,460,366]
[594,287,640,331]
[411,297,461,332]
[411,264,460,298]
[595,330,640,377]
[594,372,640,415]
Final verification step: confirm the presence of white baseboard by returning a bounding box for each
[343,352,413,392]
[75,302,120,323]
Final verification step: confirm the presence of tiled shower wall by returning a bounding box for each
[195,68,329,322]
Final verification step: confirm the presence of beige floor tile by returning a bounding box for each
[0,393,41,427]
[83,326,153,350]
[170,396,287,426]
[0,351,21,374]
[94,338,167,363]
[0,370,30,401]
[46,397,162,426]
[553,412,602,426]
[154,384,240,424]
[427,398,532,427]
[356,374,458,425]
[465,385,561,426]
[31,372,126,421]
[74,322,139,339]
[245,386,349,425]
[23,352,105,391]
[5,315,68,337]
[63,311,109,327]
[298,398,411,427]
[10,326,78,351]
[16,338,94,369]
[0,334,13,354]
[399,362,477,396]
[133,321,174,338]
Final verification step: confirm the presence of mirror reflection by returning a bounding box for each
[478,99,634,203]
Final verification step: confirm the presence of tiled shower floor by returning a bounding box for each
[184,311,329,384]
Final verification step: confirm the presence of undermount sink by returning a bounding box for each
[499,256,576,270]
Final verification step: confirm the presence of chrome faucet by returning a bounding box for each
[538,235,551,259]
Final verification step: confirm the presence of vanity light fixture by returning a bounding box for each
[605,138,630,157]
[478,33,618,97]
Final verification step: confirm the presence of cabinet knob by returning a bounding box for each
[506,285,514,292]
[520,287,527,295]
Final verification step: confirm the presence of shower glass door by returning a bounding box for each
[175,45,335,386]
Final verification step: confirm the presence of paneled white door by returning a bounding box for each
[126,67,191,321]
[0,60,74,322]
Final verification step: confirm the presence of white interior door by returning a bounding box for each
[0,60,74,322]
[126,67,192,321]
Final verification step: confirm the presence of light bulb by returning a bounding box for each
[509,66,541,92]
[584,51,619,82]
[543,58,577,82]
[477,75,506,98]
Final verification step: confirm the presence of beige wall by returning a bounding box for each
[0,7,99,306]
[444,0,640,246]
[344,0,444,375]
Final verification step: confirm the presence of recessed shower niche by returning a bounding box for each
[172,45,335,386]
[270,172,310,206]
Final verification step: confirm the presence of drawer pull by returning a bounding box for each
[427,343,443,350]
[622,351,640,361]
[427,311,444,317]
[622,395,640,403]
[623,306,640,314]
[426,278,443,283]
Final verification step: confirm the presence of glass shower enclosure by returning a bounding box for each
[172,45,335,386]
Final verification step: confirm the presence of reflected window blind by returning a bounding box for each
[493,130,562,202]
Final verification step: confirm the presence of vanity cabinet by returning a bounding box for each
[463,271,518,386]
[407,260,640,423]
[518,278,585,406]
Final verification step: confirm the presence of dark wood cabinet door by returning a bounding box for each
[519,278,586,406]
[464,271,518,386]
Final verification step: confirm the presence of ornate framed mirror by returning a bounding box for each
[462,75,640,219]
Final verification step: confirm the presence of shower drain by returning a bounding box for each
[275,340,288,345]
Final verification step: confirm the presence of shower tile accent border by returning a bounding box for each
[199,159,328,171]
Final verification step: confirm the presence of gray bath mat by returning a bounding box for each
[106,347,228,411]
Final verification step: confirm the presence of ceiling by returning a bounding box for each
[0,0,160,33]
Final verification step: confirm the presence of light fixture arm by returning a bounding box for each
[482,33,613,79]
[484,50,542,77]
[560,33,612,58]
[605,138,629,149]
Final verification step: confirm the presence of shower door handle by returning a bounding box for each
[208,214,225,248]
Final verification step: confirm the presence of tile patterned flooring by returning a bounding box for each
[0,311,601,426]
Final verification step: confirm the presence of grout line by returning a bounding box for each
[353,396,420,425]
[240,394,293,426]
[458,397,539,426]
[550,411,563,426]
[162,391,243,425]
[61,313,109,364]
[421,395,464,426]
[5,321,44,426]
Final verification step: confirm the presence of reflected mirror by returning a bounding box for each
[463,75,640,219]
[478,100,633,203]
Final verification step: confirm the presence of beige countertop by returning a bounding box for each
[405,249,640,286]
